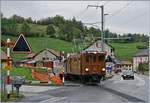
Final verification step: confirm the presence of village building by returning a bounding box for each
[1,50,7,69]
[24,48,64,73]
[133,48,149,71]
[25,53,36,59]
[82,40,115,59]
[114,59,133,72]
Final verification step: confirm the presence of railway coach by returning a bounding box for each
[65,51,106,84]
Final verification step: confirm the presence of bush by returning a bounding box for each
[138,63,149,73]
[136,45,147,49]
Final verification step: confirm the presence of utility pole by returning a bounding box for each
[87,5,105,52]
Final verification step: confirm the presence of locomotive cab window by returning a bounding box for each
[99,55,105,61]
[86,56,89,63]
[93,55,96,62]
[86,55,92,63]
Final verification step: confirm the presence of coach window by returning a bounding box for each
[99,55,105,61]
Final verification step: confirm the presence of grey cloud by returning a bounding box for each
[1,1,149,35]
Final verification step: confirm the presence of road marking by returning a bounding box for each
[51,97,67,102]
[39,97,59,103]
[39,97,67,103]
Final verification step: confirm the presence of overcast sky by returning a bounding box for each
[1,1,150,35]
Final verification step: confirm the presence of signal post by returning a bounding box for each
[5,38,11,99]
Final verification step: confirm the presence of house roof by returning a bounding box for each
[83,40,115,51]
[134,48,149,57]
[121,61,132,65]
[1,50,7,60]
[34,48,61,58]
[26,53,36,59]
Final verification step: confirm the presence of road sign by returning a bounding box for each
[12,34,32,54]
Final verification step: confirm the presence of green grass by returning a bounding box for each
[1,67,33,80]
[2,35,74,60]
[1,91,24,102]
[2,35,73,53]
[17,23,47,35]
[111,42,147,60]
[2,35,146,61]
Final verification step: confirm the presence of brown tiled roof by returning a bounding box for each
[1,50,7,60]
[26,53,36,59]
[134,49,149,57]
[121,61,132,65]
[34,48,61,58]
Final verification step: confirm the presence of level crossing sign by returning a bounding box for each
[12,34,32,54]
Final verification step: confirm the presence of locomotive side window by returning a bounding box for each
[99,55,105,61]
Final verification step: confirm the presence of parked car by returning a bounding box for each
[122,67,134,80]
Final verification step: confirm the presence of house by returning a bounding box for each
[33,48,61,62]
[1,50,7,68]
[23,48,63,72]
[114,59,132,71]
[133,48,149,71]
[82,40,115,59]
[25,53,36,59]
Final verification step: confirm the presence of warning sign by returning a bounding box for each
[12,34,32,54]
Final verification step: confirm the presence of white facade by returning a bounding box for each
[34,49,59,62]
[133,56,148,71]
[82,40,115,58]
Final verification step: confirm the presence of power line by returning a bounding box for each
[75,8,88,19]
[118,11,148,26]
[103,1,110,6]
[107,1,133,20]
[83,22,101,25]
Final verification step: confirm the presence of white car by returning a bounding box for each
[122,68,134,80]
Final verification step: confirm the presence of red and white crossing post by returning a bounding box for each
[5,38,11,99]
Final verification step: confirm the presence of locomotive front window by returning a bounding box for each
[86,56,89,63]
[86,55,93,63]
[93,55,96,62]
[99,55,105,61]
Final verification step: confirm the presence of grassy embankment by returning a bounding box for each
[2,35,146,61]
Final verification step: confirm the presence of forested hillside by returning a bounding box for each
[1,13,149,44]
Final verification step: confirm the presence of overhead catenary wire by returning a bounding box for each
[103,1,110,6]
[107,1,133,21]
[118,11,148,27]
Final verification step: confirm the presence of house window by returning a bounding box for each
[42,57,45,60]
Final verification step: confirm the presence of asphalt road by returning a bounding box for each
[19,73,149,103]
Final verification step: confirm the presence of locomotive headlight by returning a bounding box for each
[85,68,89,72]
[93,52,97,54]
[102,68,105,71]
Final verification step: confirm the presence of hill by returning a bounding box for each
[2,35,74,60]
[2,35,146,61]
[111,42,147,60]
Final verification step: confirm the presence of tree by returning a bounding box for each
[46,24,55,37]
[1,13,3,18]
[52,15,65,26]
[26,17,33,23]
[5,16,18,35]
[21,21,30,36]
